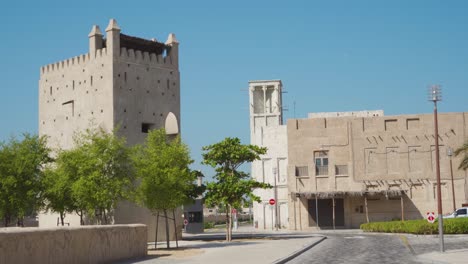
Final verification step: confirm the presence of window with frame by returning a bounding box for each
[315,151,329,176]
[295,166,308,177]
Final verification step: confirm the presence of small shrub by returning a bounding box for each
[204,221,215,229]
[361,218,468,234]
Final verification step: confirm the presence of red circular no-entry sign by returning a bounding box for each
[269,198,276,205]
[426,212,435,224]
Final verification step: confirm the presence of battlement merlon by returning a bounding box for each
[89,25,103,55]
[40,19,180,75]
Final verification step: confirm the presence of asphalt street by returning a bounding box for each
[287,233,419,264]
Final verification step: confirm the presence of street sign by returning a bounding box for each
[427,212,436,224]
[269,198,276,205]
[184,219,188,226]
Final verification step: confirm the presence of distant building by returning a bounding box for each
[249,81,468,230]
[38,19,181,241]
[183,174,204,233]
[288,112,468,229]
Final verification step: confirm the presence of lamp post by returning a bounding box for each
[429,85,444,252]
[447,147,456,212]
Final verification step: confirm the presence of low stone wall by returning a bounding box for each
[0,224,147,264]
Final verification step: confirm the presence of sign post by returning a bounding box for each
[269,198,276,231]
[232,208,238,230]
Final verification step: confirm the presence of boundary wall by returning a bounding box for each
[0,224,147,264]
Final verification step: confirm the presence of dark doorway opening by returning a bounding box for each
[308,198,344,227]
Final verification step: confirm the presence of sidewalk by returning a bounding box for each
[119,226,325,264]
[418,249,468,264]
[118,227,468,264]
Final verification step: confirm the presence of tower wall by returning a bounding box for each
[248,80,289,230]
[39,49,113,150]
[38,19,182,241]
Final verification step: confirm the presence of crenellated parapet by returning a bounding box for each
[40,18,179,75]
[119,47,174,67]
[40,48,108,75]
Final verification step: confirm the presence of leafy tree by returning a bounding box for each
[454,141,468,170]
[69,128,135,224]
[0,134,52,226]
[42,148,81,226]
[133,128,200,248]
[202,137,271,242]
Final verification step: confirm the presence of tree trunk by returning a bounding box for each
[103,209,108,225]
[225,210,230,242]
[164,209,170,249]
[77,210,84,225]
[4,216,8,227]
[155,212,159,250]
[172,209,178,248]
[60,212,65,226]
[229,206,232,241]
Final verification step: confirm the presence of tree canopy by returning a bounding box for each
[133,128,200,247]
[42,128,135,225]
[454,141,468,170]
[0,134,52,226]
[202,137,271,241]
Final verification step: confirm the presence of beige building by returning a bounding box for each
[38,19,182,241]
[288,112,468,229]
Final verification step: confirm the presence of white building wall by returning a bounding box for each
[249,80,289,230]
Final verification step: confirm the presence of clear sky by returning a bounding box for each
[1,0,467,178]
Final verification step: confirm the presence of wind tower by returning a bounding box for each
[248,80,288,230]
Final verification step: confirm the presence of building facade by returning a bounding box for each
[38,19,182,241]
[249,80,289,230]
[288,112,468,229]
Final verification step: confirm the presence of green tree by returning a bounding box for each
[133,128,199,248]
[42,148,81,226]
[0,134,52,226]
[454,141,468,170]
[69,128,135,224]
[202,137,271,242]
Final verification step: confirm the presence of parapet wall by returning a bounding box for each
[0,224,147,264]
[119,47,175,67]
[41,48,108,75]
[40,45,177,76]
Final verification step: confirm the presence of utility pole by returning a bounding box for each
[447,147,456,212]
[429,85,444,252]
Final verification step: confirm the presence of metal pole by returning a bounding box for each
[315,194,319,228]
[401,193,405,221]
[365,195,369,223]
[293,193,297,230]
[433,100,445,252]
[449,150,456,212]
[332,197,336,230]
[271,205,274,231]
[273,168,279,231]
[299,196,302,230]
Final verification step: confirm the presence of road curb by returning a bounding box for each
[271,236,327,264]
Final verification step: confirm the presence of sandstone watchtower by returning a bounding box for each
[38,19,181,240]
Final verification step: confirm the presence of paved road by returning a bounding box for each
[288,233,419,264]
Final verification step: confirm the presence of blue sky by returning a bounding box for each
[1,0,467,178]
